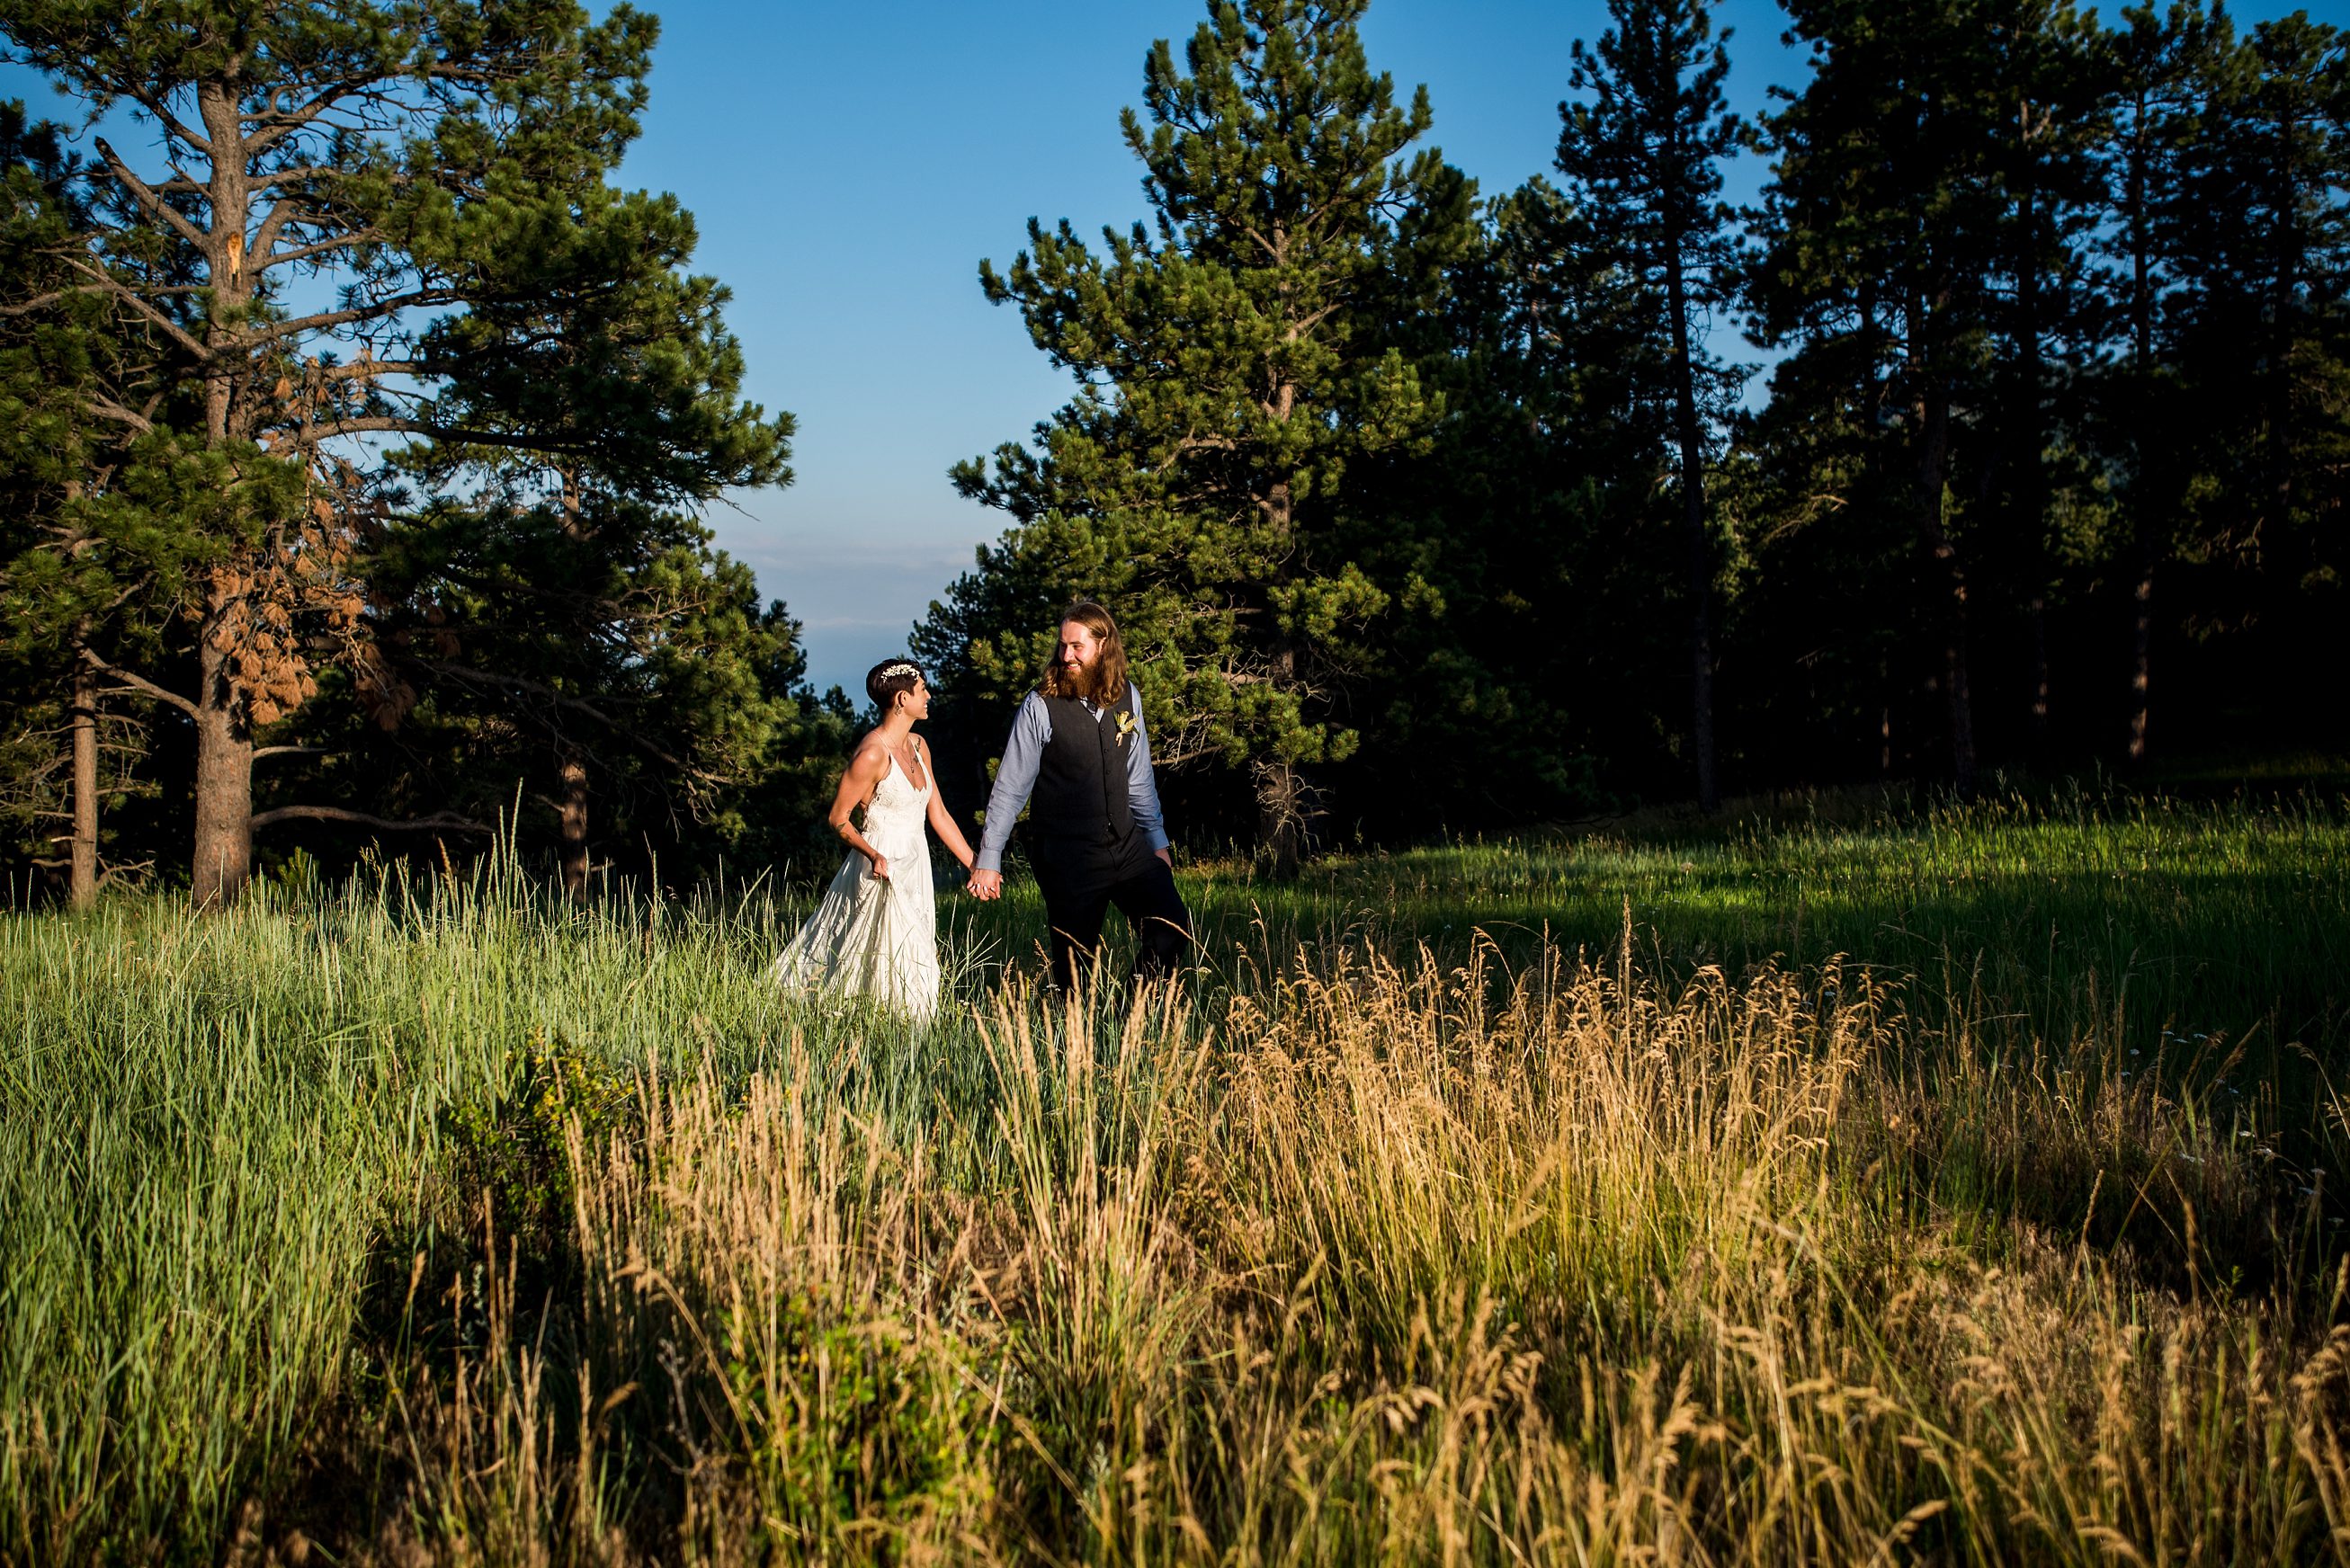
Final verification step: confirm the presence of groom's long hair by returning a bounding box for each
[1041,600,1129,707]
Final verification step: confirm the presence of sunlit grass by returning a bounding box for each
[1,787,2345,1563]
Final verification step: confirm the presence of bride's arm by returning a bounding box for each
[826,744,893,878]
[919,738,978,869]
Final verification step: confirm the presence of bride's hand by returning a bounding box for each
[866,854,890,882]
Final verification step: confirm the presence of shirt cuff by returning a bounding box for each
[975,844,1005,872]
[1144,826,1169,853]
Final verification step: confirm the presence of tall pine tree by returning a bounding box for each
[918,0,1473,873]
[1553,0,1743,811]
[0,0,791,902]
[1750,0,2019,797]
[0,102,180,906]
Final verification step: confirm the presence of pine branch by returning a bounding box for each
[255,229,375,275]
[62,255,210,360]
[78,649,197,718]
[250,290,466,344]
[412,659,727,784]
[249,805,491,833]
[244,79,381,156]
[91,138,210,252]
[122,88,213,156]
[307,416,606,459]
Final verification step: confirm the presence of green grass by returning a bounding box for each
[986,784,2348,1057]
[1,788,2346,1564]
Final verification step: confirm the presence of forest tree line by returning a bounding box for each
[4,0,2346,903]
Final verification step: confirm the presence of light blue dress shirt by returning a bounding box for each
[974,683,1171,872]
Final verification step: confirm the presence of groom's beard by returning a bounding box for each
[1048,652,1114,702]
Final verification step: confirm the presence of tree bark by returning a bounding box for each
[68,660,98,911]
[558,755,590,901]
[1915,371,1976,800]
[191,637,254,907]
[1254,761,1304,882]
[2027,593,2051,755]
[1665,244,1719,813]
[2016,111,2051,758]
[2124,84,2158,767]
[1877,656,1893,778]
[184,76,258,908]
[1254,646,1304,880]
[2126,545,2154,764]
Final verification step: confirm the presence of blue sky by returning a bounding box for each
[617,0,2339,695]
[623,0,1808,693]
[8,1,2343,693]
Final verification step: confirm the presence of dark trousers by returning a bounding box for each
[1032,846,1193,993]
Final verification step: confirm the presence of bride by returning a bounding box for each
[773,659,976,1019]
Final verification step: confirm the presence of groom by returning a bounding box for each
[966,601,1193,991]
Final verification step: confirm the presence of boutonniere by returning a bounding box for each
[1114,709,1138,746]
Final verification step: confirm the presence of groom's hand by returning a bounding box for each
[968,868,1002,901]
[1154,847,1172,867]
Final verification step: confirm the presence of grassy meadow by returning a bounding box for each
[4,786,2349,1564]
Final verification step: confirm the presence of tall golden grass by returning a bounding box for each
[282,933,2350,1564]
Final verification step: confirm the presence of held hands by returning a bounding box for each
[966,850,1159,900]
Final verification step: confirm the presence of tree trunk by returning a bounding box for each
[558,755,590,901]
[2125,91,2158,769]
[2026,594,2051,756]
[1875,655,1893,776]
[191,639,254,907]
[1253,632,1306,878]
[2124,90,2152,766]
[2126,545,2154,764]
[68,660,98,911]
[2017,101,2051,757]
[1915,374,1976,800]
[1251,448,1310,875]
[1254,760,1304,882]
[1665,246,1719,814]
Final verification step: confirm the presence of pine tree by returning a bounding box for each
[356,169,796,897]
[1979,0,2104,760]
[920,0,1473,873]
[1333,174,1676,825]
[0,102,175,906]
[350,498,809,897]
[1750,0,2018,797]
[0,0,790,902]
[1553,0,1743,812]
[2160,13,2350,737]
[2089,1,2224,764]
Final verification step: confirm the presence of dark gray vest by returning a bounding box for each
[1028,687,1136,847]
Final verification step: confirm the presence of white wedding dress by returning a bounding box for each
[773,750,941,1018]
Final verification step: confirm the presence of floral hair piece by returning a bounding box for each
[877,663,919,681]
